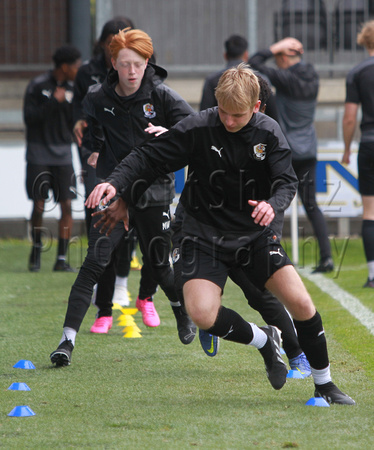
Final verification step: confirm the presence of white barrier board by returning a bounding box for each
[0,140,361,220]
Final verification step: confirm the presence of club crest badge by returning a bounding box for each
[143,103,156,119]
[253,143,267,160]
[172,247,180,263]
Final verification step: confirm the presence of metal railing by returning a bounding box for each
[0,0,373,78]
[271,0,373,76]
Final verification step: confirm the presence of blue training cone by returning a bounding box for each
[8,382,31,391]
[13,360,36,369]
[305,397,330,407]
[8,405,36,417]
[280,347,286,355]
[287,369,304,379]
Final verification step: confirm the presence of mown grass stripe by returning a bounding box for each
[298,267,374,335]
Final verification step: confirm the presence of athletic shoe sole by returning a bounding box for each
[50,350,71,367]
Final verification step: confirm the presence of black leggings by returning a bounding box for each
[94,231,158,317]
[293,158,331,261]
[64,205,175,331]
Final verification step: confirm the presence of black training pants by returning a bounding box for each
[293,158,331,261]
[64,204,176,331]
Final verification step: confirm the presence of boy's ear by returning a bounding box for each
[253,100,261,113]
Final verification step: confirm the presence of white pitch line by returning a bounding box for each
[298,268,374,335]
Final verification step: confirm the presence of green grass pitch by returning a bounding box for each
[1,238,374,448]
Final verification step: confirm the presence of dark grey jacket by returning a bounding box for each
[249,49,319,160]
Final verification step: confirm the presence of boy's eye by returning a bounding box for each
[121,62,143,69]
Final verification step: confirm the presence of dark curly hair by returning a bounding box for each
[52,45,81,67]
[257,75,272,112]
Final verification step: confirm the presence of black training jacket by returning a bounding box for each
[23,70,75,165]
[73,53,108,152]
[107,108,298,251]
[83,63,195,207]
[346,56,374,142]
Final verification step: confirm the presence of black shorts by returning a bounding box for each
[26,164,77,202]
[180,228,293,292]
[358,142,374,195]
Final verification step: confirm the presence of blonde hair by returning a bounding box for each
[357,21,374,50]
[215,63,259,111]
[109,28,153,60]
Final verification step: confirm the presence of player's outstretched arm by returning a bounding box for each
[85,183,117,209]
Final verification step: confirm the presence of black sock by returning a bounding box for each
[57,238,69,258]
[362,220,374,263]
[293,311,329,370]
[31,228,41,247]
[206,306,254,344]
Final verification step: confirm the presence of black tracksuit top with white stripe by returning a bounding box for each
[107,107,298,251]
[82,63,194,207]
[23,70,75,165]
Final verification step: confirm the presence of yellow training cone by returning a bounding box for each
[112,303,123,310]
[123,325,141,333]
[116,313,135,321]
[117,316,136,326]
[120,307,138,315]
[124,329,142,338]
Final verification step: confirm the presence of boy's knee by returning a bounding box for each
[185,300,219,330]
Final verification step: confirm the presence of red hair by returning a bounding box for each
[109,28,153,60]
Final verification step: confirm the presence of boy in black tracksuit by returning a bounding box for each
[24,45,81,272]
[72,17,158,326]
[50,29,196,366]
[86,64,355,405]
[198,55,309,372]
[73,17,135,230]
